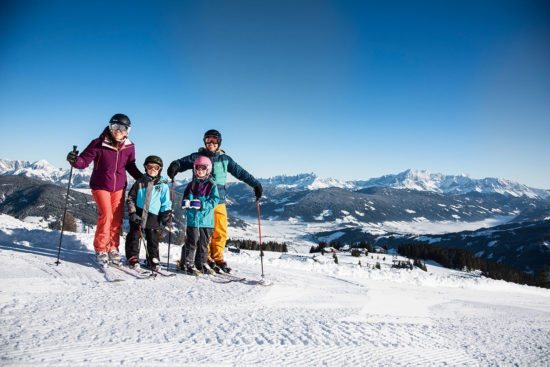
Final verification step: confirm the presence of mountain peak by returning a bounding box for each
[358,170,548,198]
[31,160,58,171]
[259,173,318,188]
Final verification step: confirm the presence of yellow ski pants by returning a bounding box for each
[208,203,228,263]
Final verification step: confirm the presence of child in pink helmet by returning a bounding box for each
[179,156,220,275]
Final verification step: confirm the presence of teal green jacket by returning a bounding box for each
[183,177,220,228]
[172,148,259,204]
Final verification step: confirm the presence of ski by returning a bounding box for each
[142,265,177,277]
[188,272,227,282]
[214,272,273,286]
[173,261,234,283]
[109,263,155,279]
[206,275,234,284]
[192,272,234,283]
[174,265,232,283]
[211,272,247,282]
[89,255,125,282]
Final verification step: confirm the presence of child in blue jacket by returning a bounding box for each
[179,156,220,275]
[125,155,172,270]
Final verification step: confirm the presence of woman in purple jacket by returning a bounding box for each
[66,113,142,266]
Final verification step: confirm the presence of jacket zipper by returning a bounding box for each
[113,148,120,192]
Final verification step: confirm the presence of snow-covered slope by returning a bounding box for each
[1,214,549,366]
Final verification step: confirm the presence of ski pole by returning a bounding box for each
[56,145,77,266]
[181,210,187,271]
[166,180,175,270]
[256,200,264,278]
[138,226,154,276]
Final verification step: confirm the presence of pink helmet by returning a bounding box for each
[193,156,212,177]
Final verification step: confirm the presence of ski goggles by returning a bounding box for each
[145,164,161,171]
[204,137,220,145]
[194,165,208,171]
[110,123,131,132]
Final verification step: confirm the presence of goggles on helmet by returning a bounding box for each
[146,164,161,171]
[194,164,208,171]
[204,137,220,145]
[110,123,131,132]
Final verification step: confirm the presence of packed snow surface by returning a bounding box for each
[1,214,549,366]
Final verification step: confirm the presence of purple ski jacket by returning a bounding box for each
[73,129,142,192]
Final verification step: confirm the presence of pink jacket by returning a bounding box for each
[73,129,142,192]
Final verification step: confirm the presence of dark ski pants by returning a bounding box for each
[125,222,160,265]
[181,227,213,269]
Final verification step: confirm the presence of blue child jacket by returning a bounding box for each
[183,177,220,228]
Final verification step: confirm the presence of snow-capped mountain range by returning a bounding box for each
[259,173,356,190]
[0,159,94,188]
[2,158,549,273]
[0,159,65,182]
[260,170,550,198]
[354,170,550,199]
[2,158,549,198]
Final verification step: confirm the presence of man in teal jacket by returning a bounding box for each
[167,129,262,273]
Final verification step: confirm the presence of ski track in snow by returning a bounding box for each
[1,215,550,366]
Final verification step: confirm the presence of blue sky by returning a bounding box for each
[1,0,549,188]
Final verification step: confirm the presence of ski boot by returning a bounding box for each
[108,249,121,265]
[184,266,202,276]
[207,260,221,274]
[216,261,232,274]
[145,258,161,272]
[127,255,140,269]
[96,251,109,267]
[199,263,215,275]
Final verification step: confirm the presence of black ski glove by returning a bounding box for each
[167,161,179,180]
[129,213,141,225]
[254,184,263,201]
[159,210,172,226]
[66,150,79,165]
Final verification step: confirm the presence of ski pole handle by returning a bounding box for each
[72,145,77,153]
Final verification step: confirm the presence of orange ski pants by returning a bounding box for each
[208,203,228,263]
[92,189,125,253]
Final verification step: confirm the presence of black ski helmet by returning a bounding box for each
[204,129,222,146]
[109,113,131,127]
[144,155,163,173]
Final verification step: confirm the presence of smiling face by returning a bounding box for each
[194,164,208,179]
[204,137,220,152]
[111,129,128,141]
